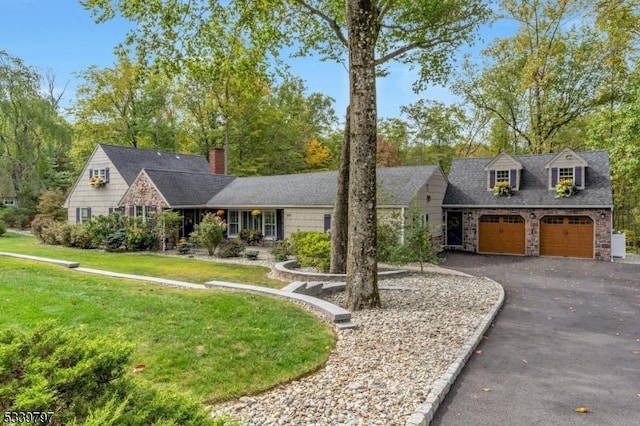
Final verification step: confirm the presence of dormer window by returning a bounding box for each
[545,148,587,191]
[485,153,523,192]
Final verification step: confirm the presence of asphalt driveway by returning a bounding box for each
[432,252,640,426]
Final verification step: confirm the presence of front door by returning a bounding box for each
[446,211,463,246]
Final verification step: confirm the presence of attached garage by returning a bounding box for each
[478,215,526,255]
[540,216,593,258]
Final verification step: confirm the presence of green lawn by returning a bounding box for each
[0,257,335,403]
[0,232,284,288]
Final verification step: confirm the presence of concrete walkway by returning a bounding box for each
[0,251,355,328]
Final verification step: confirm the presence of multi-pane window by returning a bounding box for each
[559,167,574,182]
[264,210,276,239]
[226,210,276,238]
[130,206,155,223]
[496,170,510,183]
[228,211,239,235]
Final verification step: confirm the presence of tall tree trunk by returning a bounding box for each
[345,0,380,310]
[330,106,350,274]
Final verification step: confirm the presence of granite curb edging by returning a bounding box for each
[0,251,79,268]
[406,276,506,426]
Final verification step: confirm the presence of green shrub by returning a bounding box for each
[290,231,331,272]
[244,250,259,260]
[177,238,192,254]
[270,239,293,262]
[30,215,55,241]
[39,224,59,245]
[71,225,95,249]
[0,207,31,229]
[0,322,229,426]
[191,213,227,255]
[83,213,127,248]
[218,239,245,258]
[54,222,76,247]
[377,221,402,263]
[104,229,127,252]
[125,224,156,251]
[0,220,5,237]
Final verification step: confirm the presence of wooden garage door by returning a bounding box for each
[540,216,593,258]
[478,215,525,255]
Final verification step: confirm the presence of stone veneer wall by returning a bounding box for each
[120,172,168,212]
[454,207,611,261]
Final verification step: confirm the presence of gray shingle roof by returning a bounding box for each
[443,150,613,207]
[101,144,210,185]
[143,170,236,206]
[207,165,442,207]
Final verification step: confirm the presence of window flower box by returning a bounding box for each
[493,181,512,198]
[555,179,577,198]
[89,176,106,188]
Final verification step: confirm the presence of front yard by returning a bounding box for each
[0,256,335,403]
[0,232,284,288]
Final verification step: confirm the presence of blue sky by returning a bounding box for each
[0,0,513,119]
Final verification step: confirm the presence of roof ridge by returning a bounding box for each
[143,168,235,177]
[99,143,206,159]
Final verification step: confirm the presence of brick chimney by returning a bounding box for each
[209,147,225,175]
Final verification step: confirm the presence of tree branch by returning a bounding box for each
[293,0,348,47]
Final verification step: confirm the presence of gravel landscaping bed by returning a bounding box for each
[212,273,501,425]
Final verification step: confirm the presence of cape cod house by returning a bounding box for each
[443,148,613,261]
[64,144,448,243]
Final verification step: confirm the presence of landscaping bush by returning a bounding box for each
[71,224,95,249]
[104,229,127,252]
[125,224,156,251]
[83,213,127,248]
[270,239,293,262]
[54,222,76,247]
[0,220,5,237]
[39,223,60,245]
[0,322,230,426]
[244,250,259,260]
[218,239,245,258]
[177,238,192,255]
[30,215,55,241]
[0,207,31,229]
[377,221,402,263]
[289,231,331,272]
[191,213,226,255]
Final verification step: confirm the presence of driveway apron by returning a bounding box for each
[432,252,640,426]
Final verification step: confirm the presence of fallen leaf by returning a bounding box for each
[522,359,528,364]
[475,349,483,355]
[482,387,491,392]
[575,406,589,413]
[133,364,146,373]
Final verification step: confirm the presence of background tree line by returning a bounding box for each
[1,1,639,259]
